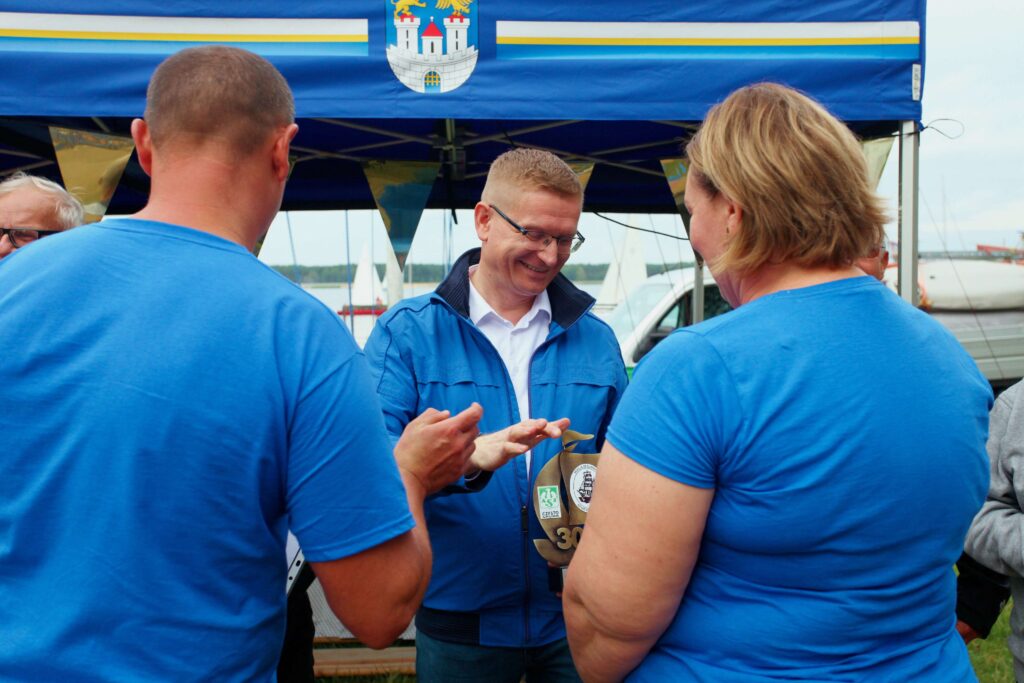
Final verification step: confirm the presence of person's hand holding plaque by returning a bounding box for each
[394,404,483,495]
[469,417,571,474]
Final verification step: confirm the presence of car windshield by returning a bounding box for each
[605,282,673,342]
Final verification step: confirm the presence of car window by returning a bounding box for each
[634,285,733,362]
[702,286,733,322]
[606,282,673,342]
[655,301,682,332]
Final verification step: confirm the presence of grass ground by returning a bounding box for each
[317,607,1017,683]
[970,601,1015,683]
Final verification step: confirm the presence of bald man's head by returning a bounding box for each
[144,46,294,156]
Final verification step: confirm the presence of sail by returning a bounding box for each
[350,242,385,307]
[384,240,405,307]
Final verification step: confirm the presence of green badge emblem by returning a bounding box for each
[537,485,561,519]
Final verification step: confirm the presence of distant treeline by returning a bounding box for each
[270,262,696,284]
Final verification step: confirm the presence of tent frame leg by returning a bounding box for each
[692,265,705,324]
[897,119,920,306]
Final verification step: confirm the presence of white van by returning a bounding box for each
[605,261,1024,392]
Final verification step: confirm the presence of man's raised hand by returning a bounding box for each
[394,404,483,495]
[470,417,571,473]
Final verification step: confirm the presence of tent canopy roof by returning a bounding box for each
[0,0,925,213]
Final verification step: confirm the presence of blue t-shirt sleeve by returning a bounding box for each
[594,327,629,451]
[607,330,742,489]
[286,348,414,563]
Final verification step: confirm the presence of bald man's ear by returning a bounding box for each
[272,123,299,183]
[131,119,153,177]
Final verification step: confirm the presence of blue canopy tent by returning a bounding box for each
[0,0,925,300]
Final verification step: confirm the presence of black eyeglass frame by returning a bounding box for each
[0,227,62,248]
[489,204,585,255]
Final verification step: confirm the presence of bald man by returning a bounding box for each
[0,46,480,682]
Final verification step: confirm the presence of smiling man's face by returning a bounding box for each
[475,188,581,301]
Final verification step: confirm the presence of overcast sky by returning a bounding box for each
[259,1,1023,269]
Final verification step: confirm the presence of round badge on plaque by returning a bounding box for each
[568,464,597,513]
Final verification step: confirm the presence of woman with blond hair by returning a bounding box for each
[563,83,992,682]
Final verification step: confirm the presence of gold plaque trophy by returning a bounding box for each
[533,430,599,592]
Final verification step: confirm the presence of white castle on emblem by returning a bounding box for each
[386,11,478,94]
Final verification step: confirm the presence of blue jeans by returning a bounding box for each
[416,631,582,683]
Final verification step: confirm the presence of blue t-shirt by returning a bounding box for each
[608,277,991,682]
[0,219,413,682]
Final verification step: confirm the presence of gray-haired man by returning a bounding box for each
[962,380,1024,678]
[0,172,84,260]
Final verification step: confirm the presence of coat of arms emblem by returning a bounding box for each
[386,0,478,93]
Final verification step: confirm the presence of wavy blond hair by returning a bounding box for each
[686,83,888,274]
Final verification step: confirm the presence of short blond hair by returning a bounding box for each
[145,46,294,156]
[481,148,582,207]
[686,83,888,274]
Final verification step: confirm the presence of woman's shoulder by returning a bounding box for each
[659,300,777,356]
[635,327,736,388]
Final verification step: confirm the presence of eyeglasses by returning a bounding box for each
[0,227,61,248]
[490,205,585,255]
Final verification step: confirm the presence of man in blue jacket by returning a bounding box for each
[364,148,627,682]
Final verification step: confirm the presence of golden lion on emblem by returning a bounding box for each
[435,0,474,17]
[392,0,427,19]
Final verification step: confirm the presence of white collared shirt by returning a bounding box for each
[468,268,551,473]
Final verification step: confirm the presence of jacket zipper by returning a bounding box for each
[520,502,531,644]
[454,304,568,647]
[454,312,532,643]
[522,334,558,646]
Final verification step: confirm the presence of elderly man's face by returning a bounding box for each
[0,188,64,260]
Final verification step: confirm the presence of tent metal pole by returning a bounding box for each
[897,120,920,306]
[464,142,661,179]
[313,118,435,146]
[692,263,705,324]
[290,144,365,164]
[344,210,355,333]
[0,160,53,176]
[590,137,686,157]
[461,120,580,146]
[0,148,47,159]
[331,137,420,155]
[285,212,302,286]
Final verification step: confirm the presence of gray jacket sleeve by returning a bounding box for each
[965,382,1024,577]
